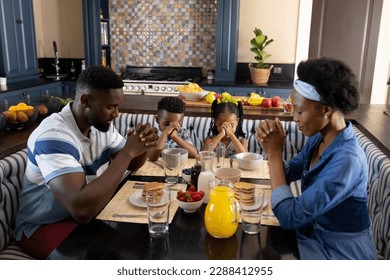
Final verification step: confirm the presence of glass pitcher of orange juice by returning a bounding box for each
[204,179,240,238]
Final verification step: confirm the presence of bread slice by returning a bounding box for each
[142,182,165,202]
[234,182,256,205]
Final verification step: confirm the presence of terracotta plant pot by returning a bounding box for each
[248,63,274,84]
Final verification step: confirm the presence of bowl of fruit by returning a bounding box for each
[2,102,38,130]
[177,82,209,101]
[176,186,205,213]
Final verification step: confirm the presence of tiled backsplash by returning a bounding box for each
[109,0,217,72]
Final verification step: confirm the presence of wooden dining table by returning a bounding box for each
[47,160,300,260]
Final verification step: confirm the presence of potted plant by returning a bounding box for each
[248,27,274,84]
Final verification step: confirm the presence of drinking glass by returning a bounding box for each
[208,142,226,169]
[161,148,181,184]
[147,188,170,237]
[239,188,266,234]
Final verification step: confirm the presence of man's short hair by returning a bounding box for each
[76,65,124,94]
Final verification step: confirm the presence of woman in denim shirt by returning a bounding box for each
[256,58,377,260]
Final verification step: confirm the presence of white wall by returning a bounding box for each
[33,0,84,58]
[238,0,389,104]
[370,0,390,104]
[238,0,300,64]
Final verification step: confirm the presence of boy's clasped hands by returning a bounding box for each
[163,121,182,140]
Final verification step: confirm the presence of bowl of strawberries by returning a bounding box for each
[176,186,205,213]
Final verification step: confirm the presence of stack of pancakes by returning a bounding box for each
[234,182,256,206]
[142,182,165,202]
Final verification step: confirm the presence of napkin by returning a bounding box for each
[96,181,186,224]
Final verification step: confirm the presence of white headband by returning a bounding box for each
[293,80,322,102]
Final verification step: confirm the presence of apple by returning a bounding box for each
[261,98,272,108]
[271,96,281,107]
[214,93,221,100]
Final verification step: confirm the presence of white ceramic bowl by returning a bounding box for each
[235,152,264,170]
[214,167,241,183]
[176,196,204,213]
[179,90,209,101]
[181,168,192,184]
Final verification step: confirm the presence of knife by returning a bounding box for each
[112,213,146,218]
[148,160,165,170]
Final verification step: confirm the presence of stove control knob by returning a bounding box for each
[135,86,140,91]
[129,85,134,91]
[141,86,146,91]
[123,85,128,90]
[167,87,172,92]
[154,86,160,91]
[161,86,166,91]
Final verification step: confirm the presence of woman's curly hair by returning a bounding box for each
[207,100,246,138]
[297,57,360,115]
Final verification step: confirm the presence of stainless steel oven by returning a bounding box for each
[121,66,203,96]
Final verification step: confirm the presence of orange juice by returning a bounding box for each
[204,185,240,238]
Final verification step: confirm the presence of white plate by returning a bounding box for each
[129,190,147,208]
[128,190,177,208]
[240,196,268,211]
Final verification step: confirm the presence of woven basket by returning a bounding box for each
[248,63,273,84]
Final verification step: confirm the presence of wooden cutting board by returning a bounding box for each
[181,96,284,111]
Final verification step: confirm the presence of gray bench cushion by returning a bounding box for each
[114,113,308,161]
[354,127,390,259]
[0,149,30,258]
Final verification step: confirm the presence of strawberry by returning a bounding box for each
[192,194,202,201]
[177,190,184,198]
[188,185,196,192]
[179,196,186,202]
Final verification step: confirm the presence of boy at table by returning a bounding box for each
[13,66,158,259]
[148,96,197,161]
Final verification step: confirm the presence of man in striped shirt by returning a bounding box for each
[14,66,158,259]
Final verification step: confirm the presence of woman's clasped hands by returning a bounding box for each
[256,117,286,153]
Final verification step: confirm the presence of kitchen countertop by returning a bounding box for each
[199,78,293,89]
[0,78,62,93]
[1,95,389,158]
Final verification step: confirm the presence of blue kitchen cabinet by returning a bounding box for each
[0,0,38,83]
[0,82,62,109]
[62,81,77,99]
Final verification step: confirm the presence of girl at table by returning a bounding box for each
[202,99,248,157]
[256,57,377,259]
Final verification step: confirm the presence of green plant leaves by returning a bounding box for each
[250,27,274,68]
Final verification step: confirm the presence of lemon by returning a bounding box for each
[205,91,216,104]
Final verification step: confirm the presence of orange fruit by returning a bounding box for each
[16,111,28,123]
[2,111,17,122]
[8,105,17,111]
[25,109,34,117]
[37,104,48,116]
[16,102,29,111]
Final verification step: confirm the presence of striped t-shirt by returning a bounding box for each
[14,103,126,240]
